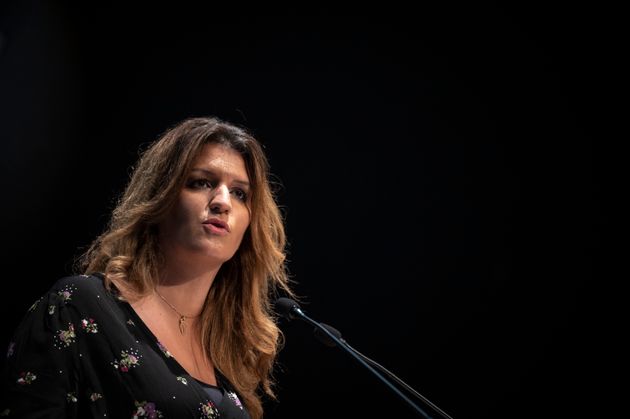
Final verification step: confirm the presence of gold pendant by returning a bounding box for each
[179,316,186,334]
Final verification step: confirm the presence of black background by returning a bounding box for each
[0,2,613,418]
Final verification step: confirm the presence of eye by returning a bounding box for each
[231,188,248,202]
[188,178,212,189]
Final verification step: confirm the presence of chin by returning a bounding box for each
[199,248,234,264]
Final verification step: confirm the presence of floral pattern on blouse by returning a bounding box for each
[157,341,172,358]
[89,393,103,401]
[57,284,77,303]
[27,297,43,312]
[132,401,163,418]
[199,401,220,419]
[53,323,76,349]
[81,318,99,333]
[16,372,36,385]
[112,348,142,372]
[67,392,78,403]
[227,391,244,410]
[176,376,188,385]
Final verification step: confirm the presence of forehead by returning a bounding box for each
[192,143,248,176]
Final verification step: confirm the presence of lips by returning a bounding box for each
[203,218,230,232]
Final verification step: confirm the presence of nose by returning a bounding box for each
[209,184,232,214]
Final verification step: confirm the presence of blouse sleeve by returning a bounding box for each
[1,281,83,418]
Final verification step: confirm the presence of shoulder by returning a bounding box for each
[49,273,108,298]
[41,273,118,314]
[8,274,114,346]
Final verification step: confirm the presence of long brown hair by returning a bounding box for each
[78,116,294,418]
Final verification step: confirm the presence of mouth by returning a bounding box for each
[203,218,230,233]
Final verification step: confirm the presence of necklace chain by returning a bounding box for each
[155,289,200,335]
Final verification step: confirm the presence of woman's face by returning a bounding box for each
[159,142,252,267]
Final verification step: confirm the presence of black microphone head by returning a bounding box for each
[275,297,301,320]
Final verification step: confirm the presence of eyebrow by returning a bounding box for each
[190,168,251,188]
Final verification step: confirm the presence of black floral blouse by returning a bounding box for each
[1,274,251,418]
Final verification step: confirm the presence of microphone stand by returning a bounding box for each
[342,337,453,419]
[291,305,435,419]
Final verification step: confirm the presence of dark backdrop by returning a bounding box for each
[0,3,612,418]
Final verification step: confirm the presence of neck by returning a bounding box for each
[155,262,220,320]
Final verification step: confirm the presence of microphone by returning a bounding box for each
[275,298,342,347]
[275,297,444,419]
[274,297,303,320]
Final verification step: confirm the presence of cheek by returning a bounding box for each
[165,196,201,234]
[170,205,192,229]
[233,210,251,242]
[177,191,206,217]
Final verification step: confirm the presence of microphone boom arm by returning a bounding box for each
[343,339,453,419]
[291,305,435,419]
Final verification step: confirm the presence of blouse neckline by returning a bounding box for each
[113,285,223,390]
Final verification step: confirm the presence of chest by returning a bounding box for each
[76,304,225,417]
[157,334,217,386]
[130,301,217,386]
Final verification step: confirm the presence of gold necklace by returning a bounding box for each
[155,290,200,335]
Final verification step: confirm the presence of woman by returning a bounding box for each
[1,117,295,418]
